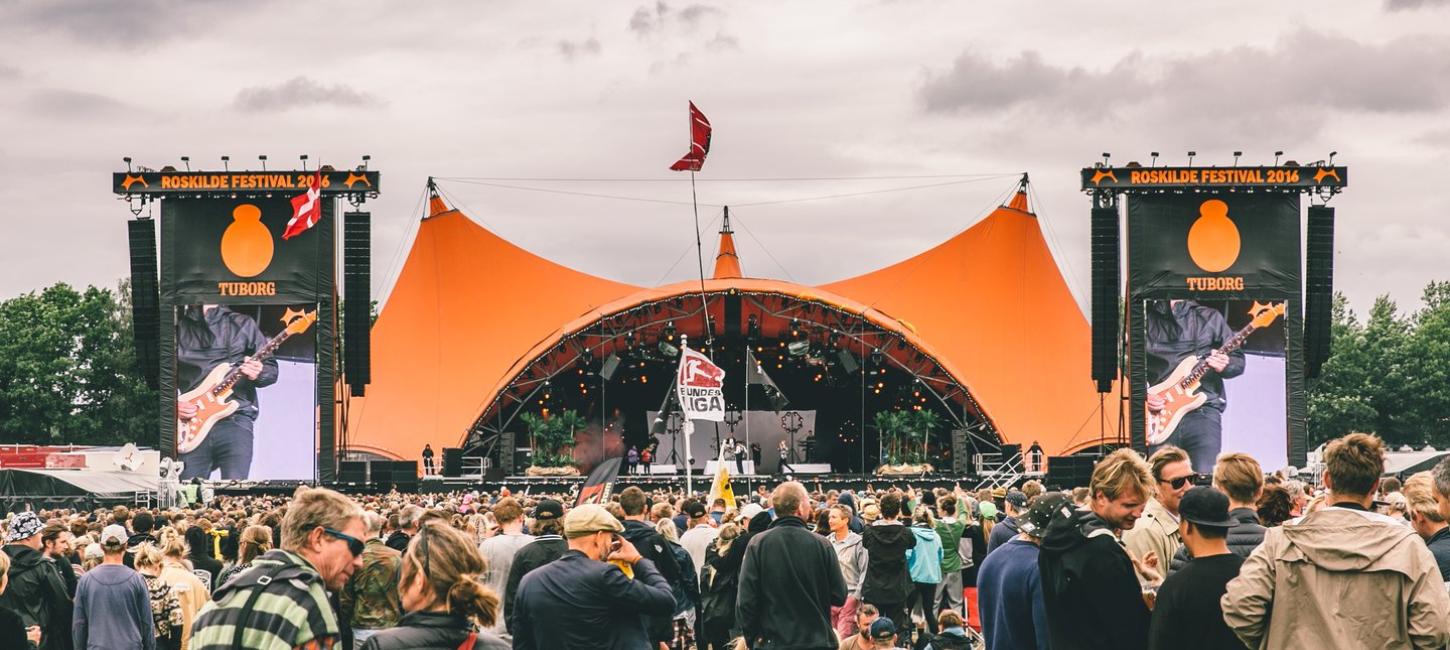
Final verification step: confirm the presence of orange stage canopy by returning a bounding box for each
[347,186,1114,461]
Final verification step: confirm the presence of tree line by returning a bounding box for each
[0,279,1446,450]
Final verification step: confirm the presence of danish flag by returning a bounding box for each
[282,169,323,240]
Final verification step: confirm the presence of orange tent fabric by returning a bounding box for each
[348,188,1112,460]
[822,191,1109,454]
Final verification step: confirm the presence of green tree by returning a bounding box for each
[0,281,157,445]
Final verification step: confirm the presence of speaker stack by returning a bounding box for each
[950,429,971,474]
[391,460,420,491]
[1090,206,1120,393]
[1305,205,1335,379]
[442,447,464,477]
[343,212,371,396]
[127,219,160,389]
[498,430,516,475]
[338,460,368,485]
[1046,455,1098,489]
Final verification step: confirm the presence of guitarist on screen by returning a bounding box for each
[1144,299,1245,472]
[175,305,278,480]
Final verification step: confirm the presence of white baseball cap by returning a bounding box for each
[99,524,128,546]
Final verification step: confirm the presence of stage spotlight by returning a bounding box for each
[659,340,680,357]
[787,340,811,357]
[870,348,883,365]
[1150,152,1159,167]
[1274,151,1284,165]
[790,319,800,338]
[662,321,676,343]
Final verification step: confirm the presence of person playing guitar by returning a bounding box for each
[1143,299,1244,472]
[175,304,278,480]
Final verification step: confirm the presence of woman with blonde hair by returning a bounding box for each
[655,517,701,644]
[157,528,210,650]
[700,523,744,650]
[215,524,271,587]
[134,543,186,650]
[359,522,508,649]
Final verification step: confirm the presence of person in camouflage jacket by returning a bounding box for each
[338,514,402,644]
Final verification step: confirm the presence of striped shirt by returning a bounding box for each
[189,549,340,650]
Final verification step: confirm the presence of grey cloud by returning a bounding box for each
[706,33,739,52]
[679,4,722,27]
[629,1,722,37]
[1386,0,1450,9]
[4,0,239,48]
[23,89,132,118]
[232,77,382,112]
[919,31,1450,145]
[629,6,655,35]
[557,37,602,60]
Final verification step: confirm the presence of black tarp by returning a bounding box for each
[0,469,155,515]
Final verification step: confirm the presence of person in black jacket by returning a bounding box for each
[861,492,916,638]
[503,499,567,635]
[699,523,744,650]
[513,504,676,650]
[618,486,683,647]
[1143,299,1247,473]
[0,512,70,650]
[737,481,847,650]
[358,523,508,650]
[1039,448,1155,650]
[1146,487,1247,650]
[175,305,280,480]
[1167,452,1266,574]
[184,526,223,589]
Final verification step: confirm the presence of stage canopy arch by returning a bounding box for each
[346,179,1112,470]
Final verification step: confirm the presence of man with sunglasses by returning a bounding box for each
[512,504,676,650]
[1123,446,1193,582]
[191,486,367,650]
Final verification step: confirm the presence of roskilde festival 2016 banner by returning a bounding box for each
[1127,193,1304,472]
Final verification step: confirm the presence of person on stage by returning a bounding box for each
[176,304,278,481]
[778,440,793,475]
[1144,299,1245,473]
[735,438,748,475]
[422,444,436,476]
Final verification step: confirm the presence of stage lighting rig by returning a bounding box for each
[1150,152,1159,167]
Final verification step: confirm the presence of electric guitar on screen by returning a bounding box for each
[1145,301,1285,445]
[176,308,317,454]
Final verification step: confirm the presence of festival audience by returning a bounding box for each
[1404,472,1450,581]
[906,505,944,641]
[502,498,566,634]
[71,524,152,650]
[1224,433,1450,648]
[861,492,916,640]
[1147,487,1246,650]
[477,496,531,636]
[358,522,508,649]
[1168,452,1266,573]
[2,511,70,650]
[837,602,879,650]
[977,493,1065,650]
[131,543,183,650]
[931,495,966,620]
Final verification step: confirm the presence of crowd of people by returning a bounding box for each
[4,431,1450,649]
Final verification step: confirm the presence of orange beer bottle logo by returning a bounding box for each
[220,203,274,277]
[1187,199,1240,273]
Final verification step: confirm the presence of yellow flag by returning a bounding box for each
[708,448,736,510]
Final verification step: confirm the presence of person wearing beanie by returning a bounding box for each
[1,511,70,650]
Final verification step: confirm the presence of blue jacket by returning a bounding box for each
[512,550,675,650]
[907,525,944,584]
[72,563,154,650]
[978,538,1048,650]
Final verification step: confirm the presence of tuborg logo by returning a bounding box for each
[1187,199,1240,273]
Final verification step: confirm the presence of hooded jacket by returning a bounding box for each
[861,521,917,605]
[1038,508,1149,650]
[736,515,847,650]
[1222,506,1450,650]
[829,530,869,598]
[621,519,683,644]
[0,544,69,641]
[907,525,944,584]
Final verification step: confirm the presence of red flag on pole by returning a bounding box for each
[282,169,323,240]
[669,101,712,172]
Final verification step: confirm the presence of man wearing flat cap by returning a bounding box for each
[511,503,676,649]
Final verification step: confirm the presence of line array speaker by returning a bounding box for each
[498,430,516,474]
[343,212,371,395]
[600,353,621,382]
[127,218,160,388]
[724,293,741,337]
[1090,206,1120,392]
[1305,205,1335,378]
[837,349,859,375]
[951,428,970,474]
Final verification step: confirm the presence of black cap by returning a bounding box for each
[1179,486,1236,528]
[683,501,707,518]
[1017,493,1071,538]
[534,499,564,520]
[870,617,897,641]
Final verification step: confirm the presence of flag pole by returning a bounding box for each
[680,334,694,496]
[689,171,713,350]
[745,352,752,495]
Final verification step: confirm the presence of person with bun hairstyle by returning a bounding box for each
[214,525,270,588]
[156,529,209,650]
[357,522,508,649]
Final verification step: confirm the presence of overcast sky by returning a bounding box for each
[2,0,1448,319]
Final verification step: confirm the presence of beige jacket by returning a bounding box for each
[1222,506,1450,650]
[1122,497,1181,571]
[160,561,212,650]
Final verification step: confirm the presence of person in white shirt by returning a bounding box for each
[478,497,533,635]
[677,501,719,575]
